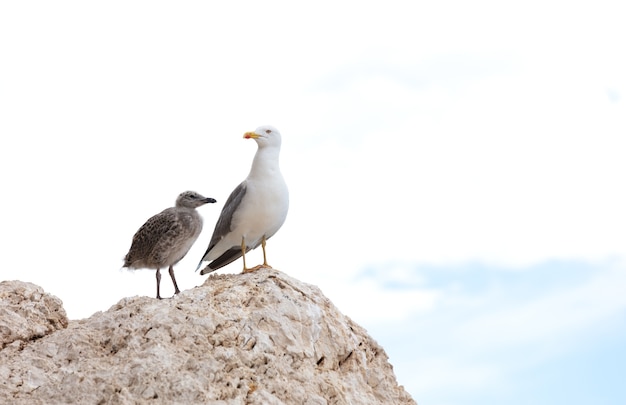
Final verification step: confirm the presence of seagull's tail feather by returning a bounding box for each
[198,247,252,275]
[199,265,218,276]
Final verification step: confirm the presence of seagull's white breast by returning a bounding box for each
[231,172,289,249]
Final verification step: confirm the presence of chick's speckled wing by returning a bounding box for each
[124,208,179,267]
[150,211,199,265]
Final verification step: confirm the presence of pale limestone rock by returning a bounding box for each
[0,280,68,351]
[0,269,416,404]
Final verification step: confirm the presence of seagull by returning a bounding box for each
[123,191,216,299]
[198,125,289,275]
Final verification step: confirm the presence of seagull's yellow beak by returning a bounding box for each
[244,131,259,139]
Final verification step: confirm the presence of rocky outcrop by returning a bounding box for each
[0,280,68,351]
[0,269,416,404]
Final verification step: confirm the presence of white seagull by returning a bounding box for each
[198,125,289,274]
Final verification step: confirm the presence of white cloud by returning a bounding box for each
[358,260,626,402]
[456,263,626,351]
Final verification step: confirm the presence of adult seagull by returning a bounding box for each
[198,125,289,274]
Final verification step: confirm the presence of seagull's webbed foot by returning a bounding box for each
[241,264,273,274]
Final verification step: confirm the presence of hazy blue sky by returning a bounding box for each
[1,1,625,403]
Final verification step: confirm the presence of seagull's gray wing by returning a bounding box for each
[197,181,247,267]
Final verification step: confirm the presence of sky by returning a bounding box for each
[1,1,625,404]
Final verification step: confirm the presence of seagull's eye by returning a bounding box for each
[265,129,272,134]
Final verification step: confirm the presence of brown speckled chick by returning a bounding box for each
[124,191,216,299]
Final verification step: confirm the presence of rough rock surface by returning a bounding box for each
[0,280,68,351]
[0,269,416,404]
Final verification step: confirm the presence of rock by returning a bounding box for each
[0,269,416,404]
[0,280,68,351]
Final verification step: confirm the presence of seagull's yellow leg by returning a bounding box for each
[241,236,249,273]
[245,235,273,273]
[261,235,270,267]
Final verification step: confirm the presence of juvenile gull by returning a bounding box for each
[123,191,216,299]
[198,125,289,274]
